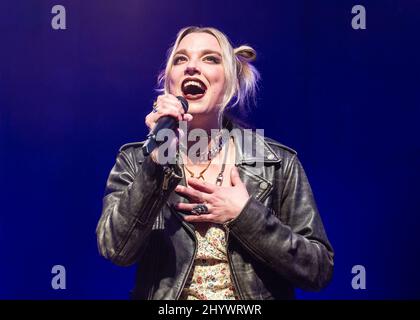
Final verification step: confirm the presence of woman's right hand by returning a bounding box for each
[145,94,192,131]
[144,94,193,163]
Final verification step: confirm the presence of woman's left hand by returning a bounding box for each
[174,166,250,224]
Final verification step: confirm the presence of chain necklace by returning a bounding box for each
[184,157,213,181]
[197,130,229,162]
[183,137,230,186]
[179,130,229,163]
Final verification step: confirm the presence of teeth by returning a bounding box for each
[183,80,205,90]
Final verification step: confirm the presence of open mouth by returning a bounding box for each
[181,78,207,100]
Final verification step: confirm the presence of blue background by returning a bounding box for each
[1,0,419,299]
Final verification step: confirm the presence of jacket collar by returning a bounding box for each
[170,121,280,230]
[229,123,281,166]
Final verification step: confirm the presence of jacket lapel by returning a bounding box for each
[231,127,281,202]
[167,126,281,226]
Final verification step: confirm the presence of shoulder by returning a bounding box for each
[229,118,297,160]
[260,136,305,178]
[117,141,146,165]
[261,135,298,163]
[118,141,145,153]
[229,120,297,162]
[263,136,297,155]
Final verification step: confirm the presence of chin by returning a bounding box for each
[188,105,207,115]
[186,99,206,111]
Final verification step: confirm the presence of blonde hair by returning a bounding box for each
[157,26,260,126]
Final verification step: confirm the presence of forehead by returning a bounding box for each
[176,32,221,53]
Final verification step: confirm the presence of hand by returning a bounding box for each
[174,166,250,224]
[145,94,193,163]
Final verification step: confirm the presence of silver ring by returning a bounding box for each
[191,204,209,216]
[152,101,158,113]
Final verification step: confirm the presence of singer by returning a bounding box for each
[96,26,334,300]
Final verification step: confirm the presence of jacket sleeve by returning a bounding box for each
[226,154,334,291]
[96,148,182,266]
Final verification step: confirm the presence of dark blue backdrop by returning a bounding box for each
[1,0,419,299]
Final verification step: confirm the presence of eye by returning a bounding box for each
[173,56,187,65]
[204,56,221,64]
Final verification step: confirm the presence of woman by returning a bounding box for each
[96,26,334,300]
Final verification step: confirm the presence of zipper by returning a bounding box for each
[162,166,174,191]
[147,211,165,300]
[173,207,198,300]
[175,163,198,299]
[117,183,166,257]
[224,224,244,300]
[147,237,157,300]
[145,170,180,299]
[119,165,176,284]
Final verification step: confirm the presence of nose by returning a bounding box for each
[184,66,201,76]
[184,61,201,76]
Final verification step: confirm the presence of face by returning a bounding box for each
[168,32,226,115]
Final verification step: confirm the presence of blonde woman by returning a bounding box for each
[96,26,334,300]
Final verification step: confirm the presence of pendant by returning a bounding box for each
[216,173,224,186]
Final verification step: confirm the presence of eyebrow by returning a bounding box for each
[174,49,222,57]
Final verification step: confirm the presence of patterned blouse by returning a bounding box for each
[180,222,238,300]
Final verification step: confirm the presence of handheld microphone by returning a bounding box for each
[142,96,189,157]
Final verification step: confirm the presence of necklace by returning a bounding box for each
[184,157,213,181]
[180,130,229,162]
[197,130,229,161]
[183,137,230,186]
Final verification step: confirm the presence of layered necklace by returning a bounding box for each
[182,132,230,186]
[197,130,229,162]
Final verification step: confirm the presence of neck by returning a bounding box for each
[187,112,220,135]
[181,112,223,162]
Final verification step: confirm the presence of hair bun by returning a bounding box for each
[234,45,257,62]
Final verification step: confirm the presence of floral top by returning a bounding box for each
[180,222,238,300]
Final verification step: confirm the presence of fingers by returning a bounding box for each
[156,94,185,118]
[145,94,189,131]
[230,166,242,186]
[182,113,193,122]
[174,201,217,223]
[176,114,193,140]
[184,213,217,223]
[175,185,209,203]
[146,104,181,126]
[187,178,216,194]
[174,202,210,212]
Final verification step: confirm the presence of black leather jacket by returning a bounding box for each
[96,126,334,300]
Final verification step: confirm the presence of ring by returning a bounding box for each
[152,101,158,113]
[191,204,209,216]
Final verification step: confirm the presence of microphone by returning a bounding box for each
[142,96,189,157]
